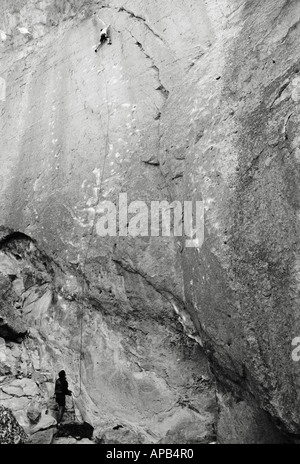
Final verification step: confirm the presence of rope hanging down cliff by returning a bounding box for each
[73,33,111,399]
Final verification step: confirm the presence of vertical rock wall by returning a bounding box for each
[1,0,300,444]
[159,0,300,442]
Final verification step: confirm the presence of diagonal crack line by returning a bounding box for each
[118,6,166,45]
[119,6,146,22]
[269,79,290,108]
[126,28,169,99]
[97,4,172,190]
[280,18,300,44]
[272,0,294,25]
[98,3,167,45]
[112,258,180,306]
[283,112,294,140]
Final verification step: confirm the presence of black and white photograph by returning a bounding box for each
[0,0,299,451]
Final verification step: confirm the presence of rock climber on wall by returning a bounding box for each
[94,13,111,52]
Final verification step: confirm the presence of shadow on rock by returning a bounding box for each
[55,421,94,440]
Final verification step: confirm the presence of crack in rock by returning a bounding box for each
[125,29,169,100]
[99,4,167,45]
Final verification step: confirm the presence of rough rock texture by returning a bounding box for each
[98,424,145,444]
[0,230,215,442]
[27,427,54,444]
[0,0,217,443]
[1,0,300,444]
[53,437,94,444]
[174,0,300,443]
[0,405,28,444]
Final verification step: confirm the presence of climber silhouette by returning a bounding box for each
[95,25,111,52]
[55,370,72,425]
[94,13,111,52]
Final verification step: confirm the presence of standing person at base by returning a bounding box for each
[55,370,72,425]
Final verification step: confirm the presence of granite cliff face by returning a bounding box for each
[0,0,300,444]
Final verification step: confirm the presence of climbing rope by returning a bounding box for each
[73,35,111,399]
[71,393,83,423]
